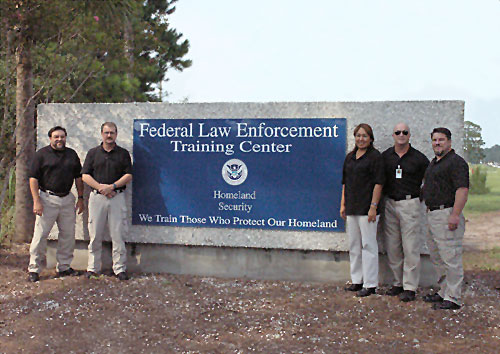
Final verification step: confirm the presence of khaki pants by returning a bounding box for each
[384,198,422,291]
[347,215,379,288]
[426,208,465,305]
[87,191,128,274]
[28,191,76,273]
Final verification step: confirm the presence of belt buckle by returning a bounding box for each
[439,205,445,210]
[406,195,411,200]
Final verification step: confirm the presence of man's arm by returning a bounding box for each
[98,174,133,196]
[75,177,84,214]
[29,178,43,216]
[448,187,468,230]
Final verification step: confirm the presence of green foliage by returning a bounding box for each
[465,165,500,215]
[464,121,485,163]
[469,166,490,195]
[0,169,16,245]
[0,0,191,241]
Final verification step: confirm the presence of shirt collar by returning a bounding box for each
[432,148,455,164]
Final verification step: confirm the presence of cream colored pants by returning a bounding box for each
[426,208,465,305]
[384,197,423,291]
[87,191,128,274]
[347,215,380,288]
[28,191,76,273]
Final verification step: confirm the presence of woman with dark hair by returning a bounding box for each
[340,123,385,297]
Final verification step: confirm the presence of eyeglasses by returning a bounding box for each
[394,130,409,136]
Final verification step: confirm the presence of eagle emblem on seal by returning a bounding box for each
[226,164,242,180]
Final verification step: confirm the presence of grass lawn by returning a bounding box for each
[464,164,500,216]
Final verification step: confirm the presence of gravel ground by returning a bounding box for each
[1,211,500,353]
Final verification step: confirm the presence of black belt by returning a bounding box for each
[427,204,453,211]
[389,194,419,202]
[40,188,69,198]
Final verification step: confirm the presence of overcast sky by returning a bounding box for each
[164,0,500,147]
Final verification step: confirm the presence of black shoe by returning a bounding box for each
[85,271,99,279]
[344,283,363,292]
[400,290,416,302]
[56,267,79,277]
[28,272,40,282]
[423,293,443,303]
[386,286,404,296]
[117,272,129,281]
[433,300,461,310]
[356,287,376,297]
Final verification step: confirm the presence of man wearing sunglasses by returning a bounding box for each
[382,123,429,302]
[421,127,469,310]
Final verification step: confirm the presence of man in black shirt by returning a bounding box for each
[382,123,429,302]
[422,127,469,310]
[82,122,132,280]
[28,126,84,282]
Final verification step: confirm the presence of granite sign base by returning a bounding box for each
[47,240,437,286]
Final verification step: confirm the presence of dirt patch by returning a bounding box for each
[1,213,500,353]
[464,211,500,251]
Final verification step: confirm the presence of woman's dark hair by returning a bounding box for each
[348,123,374,156]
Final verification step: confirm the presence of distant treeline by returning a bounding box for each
[483,145,500,163]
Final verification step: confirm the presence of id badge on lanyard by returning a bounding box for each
[396,165,403,179]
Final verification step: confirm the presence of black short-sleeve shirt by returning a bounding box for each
[422,149,469,208]
[29,145,82,194]
[82,144,132,185]
[382,145,429,200]
[342,147,385,216]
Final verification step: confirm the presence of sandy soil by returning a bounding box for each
[1,212,500,353]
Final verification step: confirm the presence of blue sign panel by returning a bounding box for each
[132,119,346,231]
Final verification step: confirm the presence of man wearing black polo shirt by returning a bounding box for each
[422,127,469,310]
[382,123,429,302]
[28,126,84,282]
[82,122,132,281]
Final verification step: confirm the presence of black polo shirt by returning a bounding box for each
[422,149,469,208]
[382,145,429,200]
[342,147,385,216]
[82,144,132,186]
[29,145,82,194]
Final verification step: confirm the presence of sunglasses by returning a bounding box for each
[394,130,409,136]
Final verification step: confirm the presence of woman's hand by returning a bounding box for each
[340,205,346,220]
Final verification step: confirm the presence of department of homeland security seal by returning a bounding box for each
[222,159,248,186]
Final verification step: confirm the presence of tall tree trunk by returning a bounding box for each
[123,17,134,102]
[13,39,35,243]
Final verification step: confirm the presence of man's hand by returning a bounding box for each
[75,198,84,214]
[448,214,460,231]
[33,199,43,216]
[106,191,117,199]
[368,205,377,222]
[98,184,114,196]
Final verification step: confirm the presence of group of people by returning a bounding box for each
[341,123,469,310]
[26,120,469,311]
[28,122,132,282]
